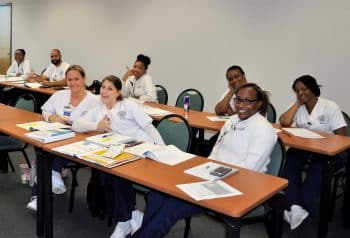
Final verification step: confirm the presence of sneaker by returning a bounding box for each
[284,210,291,224]
[130,210,144,235]
[27,196,37,211]
[290,205,309,230]
[110,221,131,238]
[52,170,66,194]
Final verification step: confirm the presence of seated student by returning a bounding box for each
[131,83,277,238]
[28,49,70,87]
[121,54,157,102]
[6,49,32,80]
[215,65,247,115]
[26,65,100,211]
[279,75,347,230]
[72,75,164,238]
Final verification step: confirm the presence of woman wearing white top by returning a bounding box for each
[131,83,277,238]
[121,54,157,102]
[279,75,347,230]
[72,75,164,238]
[26,65,100,211]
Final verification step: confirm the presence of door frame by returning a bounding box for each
[0,2,12,63]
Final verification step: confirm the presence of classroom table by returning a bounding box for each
[0,81,61,95]
[0,104,288,238]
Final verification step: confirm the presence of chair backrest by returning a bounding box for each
[156,114,192,152]
[266,102,277,123]
[342,111,350,137]
[86,80,101,94]
[267,138,286,177]
[155,84,168,105]
[40,68,47,75]
[175,88,204,112]
[13,93,37,113]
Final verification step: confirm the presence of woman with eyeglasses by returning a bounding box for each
[122,54,157,102]
[279,75,347,230]
[131,83,277,238]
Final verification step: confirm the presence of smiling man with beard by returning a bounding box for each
[29,49,70,87]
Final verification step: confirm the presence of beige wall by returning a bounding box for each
[3,0,350,115]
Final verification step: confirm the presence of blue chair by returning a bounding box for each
[175,88,204,112]
[156,84,168,105]
[266,102,277,123]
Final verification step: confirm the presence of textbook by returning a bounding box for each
[25,129,75,143]
[78,149,139,168]
[52,140,105,156]
[85,132,134,147]
[124,143,195,166]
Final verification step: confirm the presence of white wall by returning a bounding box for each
[3,0,350,116]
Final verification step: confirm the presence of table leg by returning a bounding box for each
[318,157,335,238]
[343,150,350,227]
[43,151,53,238]
[36,148,44,237]
[222,216,241,238]
[267,192,285,238]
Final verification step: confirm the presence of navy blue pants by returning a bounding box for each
[100,173,136,222]
[283,148,347,216]
[31,157,67,196]
[132,191,202,238]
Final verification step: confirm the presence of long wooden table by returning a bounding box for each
[0,104,288,238]
[0,81,62,95]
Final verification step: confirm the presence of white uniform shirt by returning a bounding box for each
[43,61,70,82]
[209,112,277,173]
[219,88,236,112]
[6,59,32,80]
[72,100,159,144]
[123,74,157,102]
[41,90,100,123]
[293,97,346,133]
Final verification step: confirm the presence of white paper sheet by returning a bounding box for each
[206,116,230,122]
[282,128,325,139]
[176,180,242,201]
[185,161,239,181]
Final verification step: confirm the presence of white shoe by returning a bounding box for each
[290,205,309,230]
[52,170,66,194]
[283,210,291,224]
[27,196,37,211]
[130,210,144,235]
[110,221,131,238]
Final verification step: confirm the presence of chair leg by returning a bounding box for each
[329,176,340,221]
[69,167,79,213]
[184,217,192,238]
[7,154,15,172]
[21,149,32,168]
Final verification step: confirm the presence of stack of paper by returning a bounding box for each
[0,76,24,82]
[25,129,75,143]
[206,116,230,122]
[17,121,70,131]
[141,105,171,116]
[176,180,242,201]
[24,82,42,88]
[78,150,139,168]
[124,143,195,165]
[282,128,325,139]
[185,161,239,181]
[85,132,133,147]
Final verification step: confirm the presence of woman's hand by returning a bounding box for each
[48,114,65,124]
[122,66,134,82]
[97,115,111,132]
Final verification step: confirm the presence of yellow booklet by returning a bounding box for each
[79,150,139,168]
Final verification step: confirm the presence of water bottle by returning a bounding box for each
[184,96,190,118]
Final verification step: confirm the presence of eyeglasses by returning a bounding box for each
[233,97,258,105]
[227,76,242,82]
